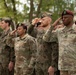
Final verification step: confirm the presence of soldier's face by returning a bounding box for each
[62,15,73,26]
[1,21,8,30]
[40,17,51,27]
[17,26,26,36]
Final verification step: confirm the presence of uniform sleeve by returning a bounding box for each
[43,26,58,42]
[28,25,37,38]
[51,42,59,71]
[6,34,15,47]
[10,47,15,62]
[6,34,15,62]
[28,37,37,68]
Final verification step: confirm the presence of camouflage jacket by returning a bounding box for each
[43,24,76,71]
[28,25,58,70]
[7,33,36,69]
[0,27,3,36]
[0,29,15,68]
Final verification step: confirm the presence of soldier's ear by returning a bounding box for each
[24,29,27,33]
[6,22,9,26]
[48,18,52,24]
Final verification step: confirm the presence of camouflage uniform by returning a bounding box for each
[0,27,3,36]
[51,42,60,75]
[28,25,58,75]
[0,29,15,75]
[43,24,76,72]
[7,33,36,75]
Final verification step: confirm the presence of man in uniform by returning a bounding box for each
[28,13,59,75]
[48,19,64,75]
[0,18,15,75]
[0,18,3,33]
[43,10,76,75]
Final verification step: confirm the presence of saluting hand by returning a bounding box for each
[52,17,62,27]
[32,18,41,25]
[9,29,17,36]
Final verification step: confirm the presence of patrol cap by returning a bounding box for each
[16,23,27,30]
[62,10,74,17]
[40,12,52,18]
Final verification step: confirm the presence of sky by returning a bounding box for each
[18,0,76,12]
[17,0,30,12]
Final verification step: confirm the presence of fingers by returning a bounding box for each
[13,29,17,33]
[32,18,41,25]
[10,29,17,35]
[52,17,62,27]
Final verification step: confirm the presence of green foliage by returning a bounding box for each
[0,0,75,23]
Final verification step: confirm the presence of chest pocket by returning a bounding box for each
[15,39,30,51]
[68,32,76,43]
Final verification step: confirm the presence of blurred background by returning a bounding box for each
[0,0,76,23]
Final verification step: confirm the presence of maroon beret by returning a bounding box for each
[62,10,74,16]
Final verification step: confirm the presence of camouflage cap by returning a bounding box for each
[2,17,12,21]
[40,12,52,18]
[62,10,74,16]
[16,23,27,30]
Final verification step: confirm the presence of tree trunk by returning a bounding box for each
[29,0,34,22]
[3,0,9,11]
[36,0,42,17]
[11,0,17,30]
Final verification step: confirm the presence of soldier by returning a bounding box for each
[28,14,59,75]
[0,17,15,75]
[43,10,76,75]
[0,18,3,33]
[48,24,64,75]
[7,23,36,75]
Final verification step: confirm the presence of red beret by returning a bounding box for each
[62,10,74,16]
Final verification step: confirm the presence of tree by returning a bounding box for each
[29,0,34,22]
[0,0,75,23]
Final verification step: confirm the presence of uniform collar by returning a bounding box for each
[63,23,75,32]
[19,33,28,40]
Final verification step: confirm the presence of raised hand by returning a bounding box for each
[52,17,62,27]
[9,29,17,36]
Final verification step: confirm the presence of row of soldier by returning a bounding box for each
[0,12,60,75]
[0,9,75,75]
